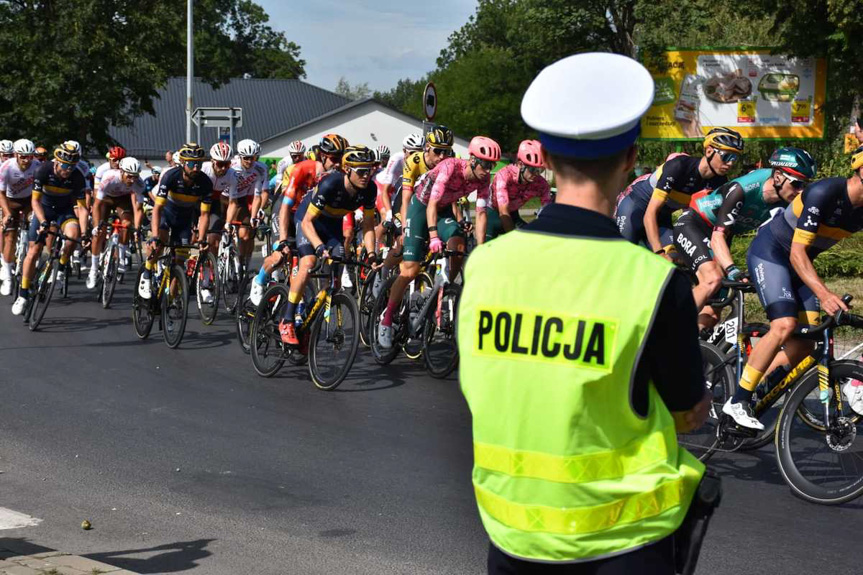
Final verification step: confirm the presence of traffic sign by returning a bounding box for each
[423,82,437,121]
[191,107,243,128]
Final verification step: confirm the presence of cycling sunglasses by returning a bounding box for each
[214,160,231,169]
[524,166,543,175]
[185,160,203,169]
[475,158,495,171]
[352,167,373,178]
[786,176,806,190]
[717,150,739,164]
[430,147,450,156]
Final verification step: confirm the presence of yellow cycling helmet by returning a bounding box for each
[703,127,744,153]
[178,143,206,162]
[425,125,454,149]
[341,146,376,170]
[852,145,863,171]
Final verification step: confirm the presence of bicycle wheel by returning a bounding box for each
[676,341,735,462]
[308,292,360,391]
[235,272,254,354]
[370,275,402,365]
[196,251,220,325]
[132,266,155,339]
[28,259,58,331]
[161,265,189,349]
[250,284,289,377]
[101,245,120,308]
[776,360,863,504]
[357,267,379,347]
[222,250,243,313]
[404,273,434,360]
[422,283,461,379]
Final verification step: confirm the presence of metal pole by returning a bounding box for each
[186,0,194,143]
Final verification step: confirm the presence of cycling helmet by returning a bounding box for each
[306,147,318,162]
[54,143,81,165]
[172,151,180,164]
[374,145,391,163]
[210,141,232,162]
[152,166,162,175]
[119,157,141,175]
[319,134,349,156]
[178,143,206,162]
[108,146,127,160]
[237,139,260,158]
[703,127,744,153]
[517,140,543,168]
[63,140,82,153]
[768,147,817,181]
[852,145,863,171]
[287,140,306,155]
[0,140,14,154]
[426,125,454,149]
[402,133,423,152]
[13,139,35,155]
[342,146,376,169]
[35,146,48,159]
[468,136,501,162]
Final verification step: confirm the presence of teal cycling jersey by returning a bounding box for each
[689,169,779,234]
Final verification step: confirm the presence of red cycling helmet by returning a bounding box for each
[108,146,127,160]
[517,140,544,168]
[468,136,501,162]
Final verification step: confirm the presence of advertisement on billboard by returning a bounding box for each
[641,48,827,140]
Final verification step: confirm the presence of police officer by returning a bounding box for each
[458,53,712,574]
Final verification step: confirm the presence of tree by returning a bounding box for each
[0,0,304,151]
[335,77,372,101]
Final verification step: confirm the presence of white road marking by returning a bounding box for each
[0,507,42,530]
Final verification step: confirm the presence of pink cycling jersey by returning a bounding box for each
[490,163,551,212]
[0,158,38,199]
[415,158,489,210]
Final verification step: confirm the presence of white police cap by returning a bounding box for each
[521,52,654,159]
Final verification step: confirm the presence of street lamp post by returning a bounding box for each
[186,0,194,143]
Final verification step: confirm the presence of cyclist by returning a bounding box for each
[278,146,379,345]
[230,139,269,266]
[138,143,213,300]
[486,139,551,241]
[374,145,391,170]
[34,147,48,164]
[377,135,496,349]
[86,157,145,288]
[723,146,863,429]
[0,139,38,296]
[144,166,161,198]
[674,147,816,322]
[373,129,452,298]
[94,146,126,195]
[275,140,306,191]
[12,143,89,316]
[616,128,743,255]
[375,133,422,245]
[249,134,347,306]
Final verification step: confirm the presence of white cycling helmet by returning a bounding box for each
[210,141,233,162]
[402,133,423,152]
[237,139,261,158]
[172,151,180,165]
[0,140,13,154]
[119,157,141,174]
[287,140,306,155]
[152,166,162,175]
[13,139,35,155]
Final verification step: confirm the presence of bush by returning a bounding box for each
[730,231,863,278]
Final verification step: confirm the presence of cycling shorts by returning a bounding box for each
[747,225,819,325]
[28,204,77,243]
[402,195,462,263]
[2,198,32,228]
[673,210,714,272]
[159,206,194,245]
[485,207,526,242]
[614,179,674,248]
[99,194,134,216]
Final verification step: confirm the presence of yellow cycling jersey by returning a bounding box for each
[402,151,431,193]
[278,163,298,192]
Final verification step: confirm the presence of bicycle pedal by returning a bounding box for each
[719,415,758,439]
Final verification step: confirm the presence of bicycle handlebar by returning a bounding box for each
[707,278,756,308]
[795,294,856,337]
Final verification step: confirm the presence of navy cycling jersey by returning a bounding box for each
[306,172,376,220]
[768,177,863,257]
[155,166,213,214]
[32,160,87,210]
[631,155,728,210]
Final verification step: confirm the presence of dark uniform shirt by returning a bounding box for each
[32,160,87,210]
[155,166,214,214]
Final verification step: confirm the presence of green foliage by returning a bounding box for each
[335,77,372,101]
[0,0,304,151]
[729,230,863,279]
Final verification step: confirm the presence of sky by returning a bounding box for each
[258,0,477,93]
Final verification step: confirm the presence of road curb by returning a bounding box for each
[0,547,139,575]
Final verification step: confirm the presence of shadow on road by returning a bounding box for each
[34,315,131,333]
[86,538,216,573]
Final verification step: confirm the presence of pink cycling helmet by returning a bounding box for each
[468,136,501,162]
[517,140,543,168]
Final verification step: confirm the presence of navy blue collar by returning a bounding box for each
[524,203,621,239]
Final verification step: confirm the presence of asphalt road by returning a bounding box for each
[0,273,861,574]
